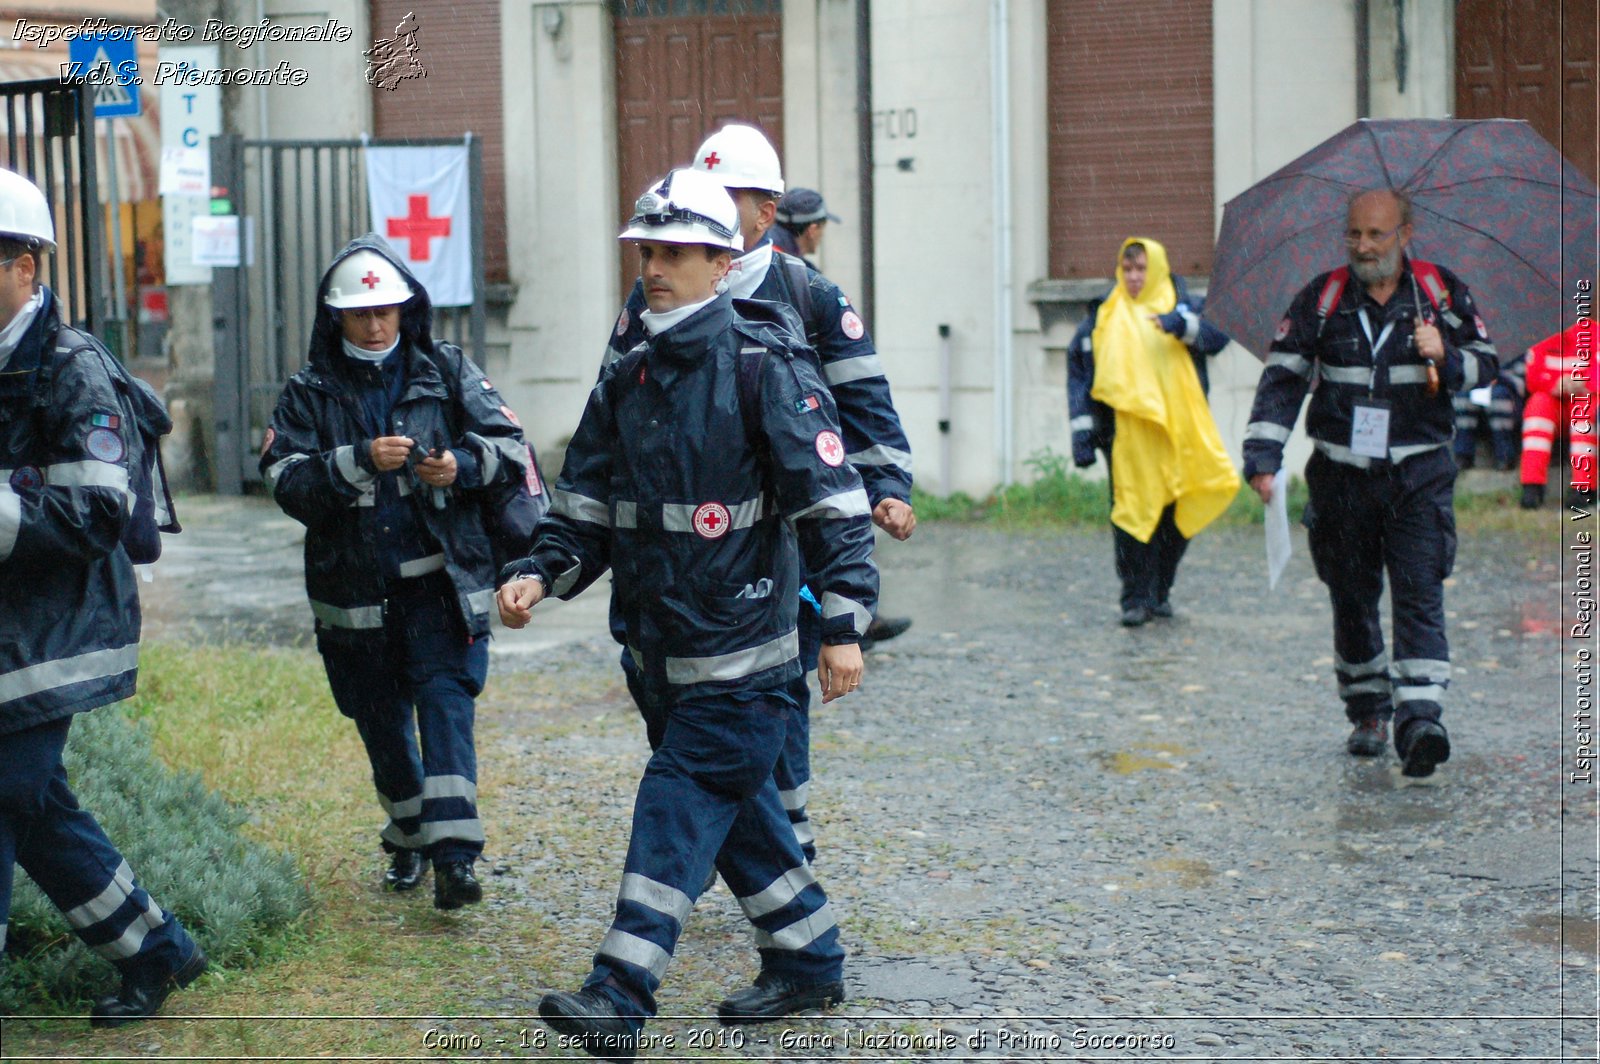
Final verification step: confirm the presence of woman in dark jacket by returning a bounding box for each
[261,234,531,909]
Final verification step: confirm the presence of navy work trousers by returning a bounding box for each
[321,575,489,867]
[587,685,843,1022]
[622,603,820,864]
[0,716,196,984]
[1304,448,1456,732]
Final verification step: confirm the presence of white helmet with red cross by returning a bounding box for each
[324,249,415,309]
[692,124,784,195]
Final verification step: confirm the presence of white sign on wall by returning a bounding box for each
[159,45,221,285]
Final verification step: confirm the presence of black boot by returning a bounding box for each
[1398,719,1451,778]
[385,849,424,891]
[1345,717,1389,757]
[433,860,483,909]
[717,971,844,1024]
[539,988,639,1061]
[1520,483,1544,509]
[91,945,208,1028]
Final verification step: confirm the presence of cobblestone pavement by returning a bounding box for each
[143,497,1596,1060]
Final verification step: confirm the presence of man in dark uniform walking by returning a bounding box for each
[604,124,911,867]
[0,167,205,1026]
[501,167,876,1059]
[1243,188,1498,776]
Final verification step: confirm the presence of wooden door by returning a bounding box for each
[1457,0,1597,185]
[614,0,783,300]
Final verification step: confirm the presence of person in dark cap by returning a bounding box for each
[771,188,840,270]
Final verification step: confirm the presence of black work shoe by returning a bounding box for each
[1150,601,1174,619]
[1120,605,1151,627]
[539,988,639,1061]
[433,860,483,910]
[1399,720,1451,778]
[866,616,912,643]
[1572,487,1597,508]
[1346,717,1389,757]
[1520,484,1545,510]
[717,971,844,1024]
[385,849,424,892]
[90,944,208,1028]
[1455,451,1476,470]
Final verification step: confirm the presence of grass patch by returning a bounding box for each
[2,642,540,1058]
[913,447,1553,537]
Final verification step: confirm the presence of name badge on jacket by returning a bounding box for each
[1350,399,1391,459]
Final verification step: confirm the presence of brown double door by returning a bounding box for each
[613,0,783,300]
[1456,0,1597,185]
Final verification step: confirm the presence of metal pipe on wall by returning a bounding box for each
[990,0,1014,486]
[939,323,952,496]
[855,0,874,325]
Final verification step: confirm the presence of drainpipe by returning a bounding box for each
[1355,0,1370,117]
[990,0,1014,485]
[855,0,874,324]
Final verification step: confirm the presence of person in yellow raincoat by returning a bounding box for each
[1067,238,1240,625]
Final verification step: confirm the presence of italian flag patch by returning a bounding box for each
[91,413,120,429]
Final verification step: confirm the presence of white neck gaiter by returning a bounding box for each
[641,293,717,337]
[0,289,44,372]
[725,240,774,300]
[342,336,401,363]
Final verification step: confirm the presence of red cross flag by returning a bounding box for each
[365,144,473,307]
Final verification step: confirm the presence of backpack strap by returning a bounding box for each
[1408,259,1457,327]
[735,342,769,450]
[778,253,819,345]
[1313,266,1350,339]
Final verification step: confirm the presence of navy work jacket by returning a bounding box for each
[519,292,878,701]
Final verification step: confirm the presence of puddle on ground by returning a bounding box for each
[1146,857,1216,887]
[1095,743,1193,774]
[1514,914,1599,952]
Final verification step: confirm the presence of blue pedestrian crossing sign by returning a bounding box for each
[67,34,142,119]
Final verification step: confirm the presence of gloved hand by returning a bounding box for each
[1072,432,1097,469]
[1155,308,1189,338]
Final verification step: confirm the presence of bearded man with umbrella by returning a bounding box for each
[1241,188,1498,778]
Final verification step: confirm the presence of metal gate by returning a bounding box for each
[0,78,102,334]
[210,134,486,494]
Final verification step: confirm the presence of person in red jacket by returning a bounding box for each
[1520,307,1597,509]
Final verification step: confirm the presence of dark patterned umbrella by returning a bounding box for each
[1206,118,1598,360]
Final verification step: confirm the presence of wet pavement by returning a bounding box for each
[140,495,1595,1059]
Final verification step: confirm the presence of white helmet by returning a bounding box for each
[324,249,415,309]
[0,168,56,251]
[692,124,784,194]
[619,168,743,251]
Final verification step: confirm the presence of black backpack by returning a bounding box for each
[50,327,181,563]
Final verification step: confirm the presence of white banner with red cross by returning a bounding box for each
[365,144,473,307]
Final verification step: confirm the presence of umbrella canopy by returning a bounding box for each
[1207,118,1598,361]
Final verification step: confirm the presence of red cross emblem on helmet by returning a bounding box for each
[693,502,731,539]
[815,430,844,467]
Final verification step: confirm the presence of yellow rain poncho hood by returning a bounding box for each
[1090,237,1239,542]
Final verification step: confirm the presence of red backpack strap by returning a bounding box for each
[1315,266,1349,320]
[1409,259,1451,313]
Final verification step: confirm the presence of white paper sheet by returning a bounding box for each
[1266,469,1291,590]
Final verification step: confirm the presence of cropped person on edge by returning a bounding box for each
[1068,237,1239,626]
[0,167,206,1027]
[261,235,531,909]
